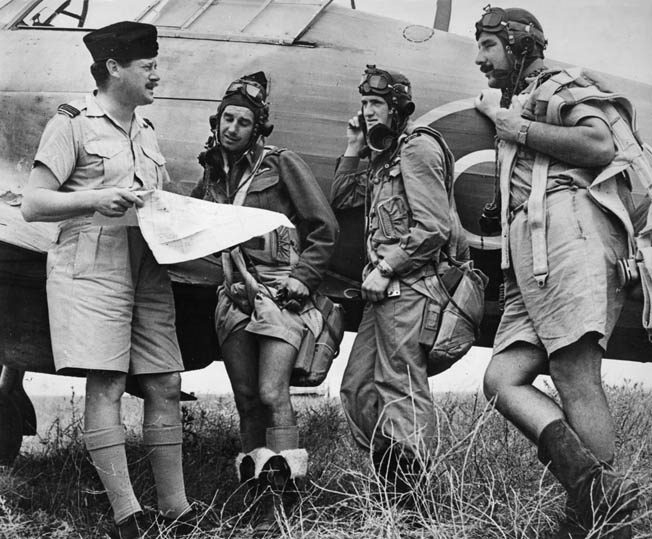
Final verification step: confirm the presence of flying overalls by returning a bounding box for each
[335,128,462,456]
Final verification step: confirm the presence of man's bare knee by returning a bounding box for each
[139,372,181,403]
[483,367,502,402]
[482,343,545,402]
[259,383,290,411]
[86,371,126,405]
[550,337,602,388]
[232,384,262,416]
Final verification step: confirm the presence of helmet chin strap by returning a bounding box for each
[499,48,529,108]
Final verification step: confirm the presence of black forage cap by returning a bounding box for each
[83,21,158,62]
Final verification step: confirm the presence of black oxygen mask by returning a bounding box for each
[367,123,398,153]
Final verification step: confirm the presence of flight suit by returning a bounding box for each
[331,129,454,456]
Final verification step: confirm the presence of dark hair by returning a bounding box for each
[90,58,133,88]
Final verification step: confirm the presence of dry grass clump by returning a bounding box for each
[0,384,651,538]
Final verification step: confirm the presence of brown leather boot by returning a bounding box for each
[538,420,639,534]
[551,500,586,539]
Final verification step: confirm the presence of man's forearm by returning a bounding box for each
[519,119,615,167]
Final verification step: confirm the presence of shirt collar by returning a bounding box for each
[85,92,148,132]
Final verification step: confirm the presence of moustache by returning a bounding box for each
[480,64,511,80]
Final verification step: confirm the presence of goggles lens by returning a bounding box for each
[481,9,505,30]
[225,80,266,104]
[476,7,507,35]
[359,73,392,94]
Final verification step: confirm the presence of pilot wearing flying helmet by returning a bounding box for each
[331,65,468,502]
[474,6,639,537]
[190,71,338,536]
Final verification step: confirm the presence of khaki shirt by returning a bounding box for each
[34,94,169,196]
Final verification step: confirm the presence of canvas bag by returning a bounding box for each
[290,293,345,387]
[421,255,488,376]
[392,127,487,374]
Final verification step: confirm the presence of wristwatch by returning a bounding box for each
[517,120,532,146]
[377,259,394,278]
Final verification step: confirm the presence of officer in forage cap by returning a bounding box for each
[83,20,159,62]
[22,21,197,539]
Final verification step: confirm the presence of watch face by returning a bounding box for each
[517,121,530,144]
[378,262,393,277]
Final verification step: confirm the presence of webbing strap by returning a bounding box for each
[527,153,551,287]
[499,142,519,270]
[533,70,577,121]
[222,247,259,312]
[232,148,270,206]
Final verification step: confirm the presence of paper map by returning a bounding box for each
[136,190,294,264]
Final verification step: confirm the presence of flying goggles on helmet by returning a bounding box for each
[209,71,273,141]
[357,65,414,155]
[223,79,267,108]
[475,5,546,52]
[358,66,411,99]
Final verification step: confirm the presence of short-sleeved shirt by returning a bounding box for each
[34,94,182,375]
[34,94,169,197]
[507,97,609,210]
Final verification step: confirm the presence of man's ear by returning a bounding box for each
[105,58,121,77]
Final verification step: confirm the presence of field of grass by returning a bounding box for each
[0,383,650,538]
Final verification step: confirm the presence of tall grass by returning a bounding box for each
[0,384,650,538]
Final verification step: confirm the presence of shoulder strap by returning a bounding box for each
[403,126,455,193]
[402,125,471,264]
[264,145,286,157]
[57,103,81,118]
[532,68,579,121]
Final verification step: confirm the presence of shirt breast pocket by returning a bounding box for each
[246,171,280,210]
[84,140,130,187]
[140,145,167,189]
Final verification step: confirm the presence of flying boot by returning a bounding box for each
[551,500,586,539]
[251,426,308,538]
[538,420,639,537]
[235,450,263,525]
[372,447,424,509]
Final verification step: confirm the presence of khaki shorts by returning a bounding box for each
[46,222,183,375]
[215,284,322,349]
[494,189,627,355]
